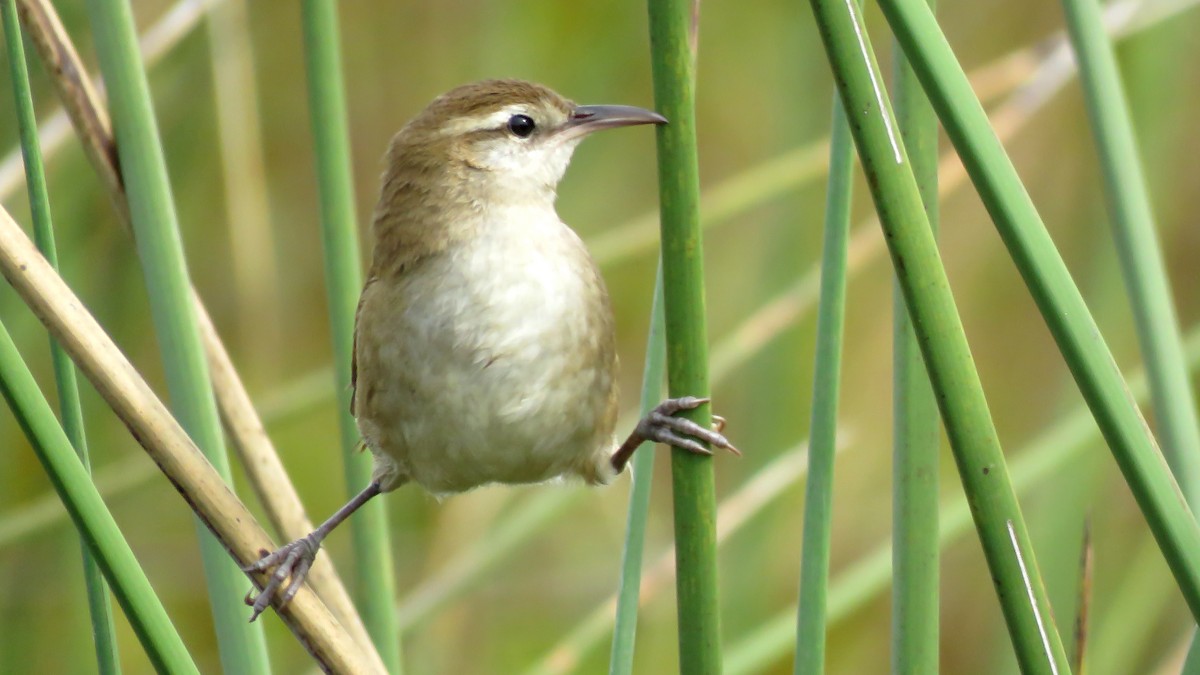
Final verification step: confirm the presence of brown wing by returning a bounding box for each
[349,276,377,416]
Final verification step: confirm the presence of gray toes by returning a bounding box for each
[655,413,720,441]
[282,557,314,606]
[655,396,710,416]
[631,397,741,460]
[242,548,282,573]
[243,536,320,621]
[648,426,714,456]
[645,409,741,457]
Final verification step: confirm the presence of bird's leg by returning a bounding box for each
[243,481,382,621]
[611,396,740,474]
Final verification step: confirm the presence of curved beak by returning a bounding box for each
[560,104,668,141]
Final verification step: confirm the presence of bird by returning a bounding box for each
[244,79,737,620]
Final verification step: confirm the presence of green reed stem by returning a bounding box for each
[610,266,667,673]
[0,320,198,675]
[0,2,120,671]
[878,0,1200,623]
[725,321,1200,674]
[1061,0,1200,666]
[807,0,1069,669]
[1059,0,1200,509]
[81,0,269,670]
[890,0,940,669]
[647,0,723,670]
[299,1,401,671]
[792,96,853,675]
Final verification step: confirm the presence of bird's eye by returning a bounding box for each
[507,114,536,138]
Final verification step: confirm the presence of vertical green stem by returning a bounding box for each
[0,2,120,672]
[299,2,401,671]
[878,0,1200,621]
[890,0,940,669]
[0,322,199,675]
[647,0,723,671]
[1061,0,1200,665]
[1059,0,1200,508]
[725,324,1200,673]
[806,0,1069,670]
[609,266,667,673]
[81,0,269,671]
[792,96,853,675]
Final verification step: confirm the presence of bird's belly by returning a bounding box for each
[355,224,617,494]
[371,343,607,493]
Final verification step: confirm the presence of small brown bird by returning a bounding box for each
[245,80,737,619]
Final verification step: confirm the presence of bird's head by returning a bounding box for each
[383,79,667,208]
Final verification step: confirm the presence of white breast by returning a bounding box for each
[355,206,617,495]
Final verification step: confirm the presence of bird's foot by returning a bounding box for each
[636,396,740,456]
[611,396,740,473]
[242,533,323,621]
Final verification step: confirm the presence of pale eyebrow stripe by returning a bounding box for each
[435,106,527,137]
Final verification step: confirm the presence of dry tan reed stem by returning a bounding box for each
[12,0,374,657]
[0,204,385,674]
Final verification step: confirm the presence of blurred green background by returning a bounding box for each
[1,0,1198,672]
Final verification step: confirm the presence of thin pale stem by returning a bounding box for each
[609,265,667,673]
[793,95,853,675]
[890,0,940,669]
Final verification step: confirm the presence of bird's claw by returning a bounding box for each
[638,396,741,457]
[242,534,322,621]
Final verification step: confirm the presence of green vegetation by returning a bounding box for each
[0,1,1197,672]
